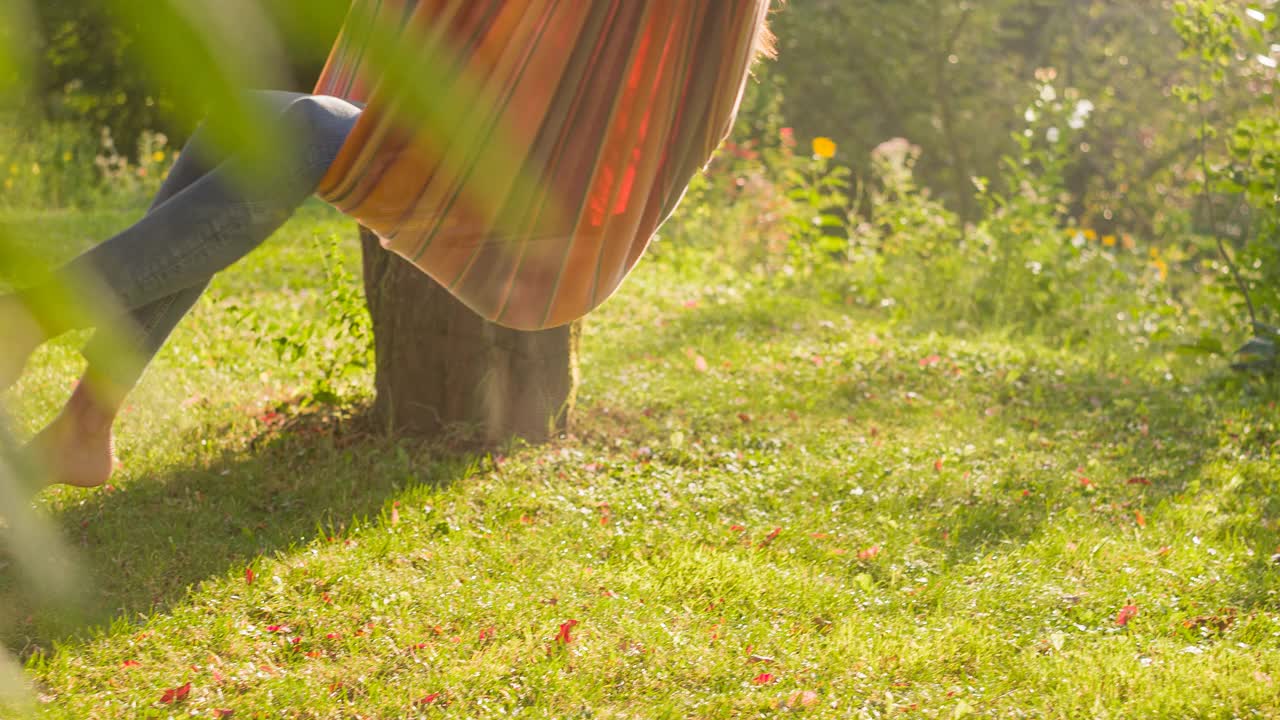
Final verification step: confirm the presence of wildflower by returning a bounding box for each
[812,136,837,159]
[152,151,166,164]
[62,151,73,163]
[1068,99,1095,130]
[1083,229,1098,241]
[30,163,40,176]
[1102,235,1117,247]
[1153,259,1168,281]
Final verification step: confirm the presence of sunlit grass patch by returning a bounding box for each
[1,207,1279,718]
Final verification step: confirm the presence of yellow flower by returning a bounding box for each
[62,151,73,163]
[30,163,40,176]
[1153,259,1168,281]
[1083,229,1098,241]
[1102,234,1117,247]
[812,137,837,159]
[152,151,166,164]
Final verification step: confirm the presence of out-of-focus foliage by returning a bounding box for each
[664,76,1230,355]
[765,0,1267,237]
[25,0,348,152]
[1172,0,1280,371]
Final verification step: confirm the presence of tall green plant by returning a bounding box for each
[1173,0,1280,374]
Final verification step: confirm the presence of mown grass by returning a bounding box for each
[2,201,1279,718]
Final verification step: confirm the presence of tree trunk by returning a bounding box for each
[358,227,579,448]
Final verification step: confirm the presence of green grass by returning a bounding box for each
[2,202,1279,718]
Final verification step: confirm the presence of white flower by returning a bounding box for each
[1068,99,1095,130]
[1046,127,1061,143]
[1040,84,1057,102]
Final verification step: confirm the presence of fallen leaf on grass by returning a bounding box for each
[752,673,776,685]
[857,545,881,561]
[159,682,191,704]
[1127,477,1152,486]
[1182,609,1236,634]
[121,660,141,669]
[758,528,782,548]
[244,568,255,585]
[556,620,579,645]
[747,654,775,665]
[1115,604,1138,627]
[213,710,234,718]
[417,693,443,706]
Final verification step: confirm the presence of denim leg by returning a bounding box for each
[78,121,221,386]
[68,92,361,389]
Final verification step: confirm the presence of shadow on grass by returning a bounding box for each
[1,405,480,657]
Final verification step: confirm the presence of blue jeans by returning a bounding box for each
[25,91,362,391]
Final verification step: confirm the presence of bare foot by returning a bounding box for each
[1,297,44,390]
[27,389,118,488]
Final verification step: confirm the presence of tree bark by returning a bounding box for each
[358,227,579,448]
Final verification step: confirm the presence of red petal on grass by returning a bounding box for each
[857,545,882,561]
[325,633,341,640]
[919,355,942,368]
[417,693,443,706]
[265,625,284,633]
[213,710,234,719]
[479,626,496,641]
[695,355,709,372]
[757,528,782,548]
[556,620,579,645]
[244,568,255,585]
[1135,510,1146,527]
[752,673,776,685]
[730,524,746,532]
[934,459,944,472]
[1115,604,1139,627]
[390,507,400,526]
[1127,477,1152,485]
[159,682,191,704]
[121,660,141,669]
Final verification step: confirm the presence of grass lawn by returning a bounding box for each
[2,202,1279,718]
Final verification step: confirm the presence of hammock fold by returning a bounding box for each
[314,0,768,330]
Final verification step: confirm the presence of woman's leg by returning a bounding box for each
[7,91,361,486]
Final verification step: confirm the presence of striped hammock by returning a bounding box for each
[313,0,770,330]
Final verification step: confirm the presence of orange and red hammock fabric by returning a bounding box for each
[314,0,770,330]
